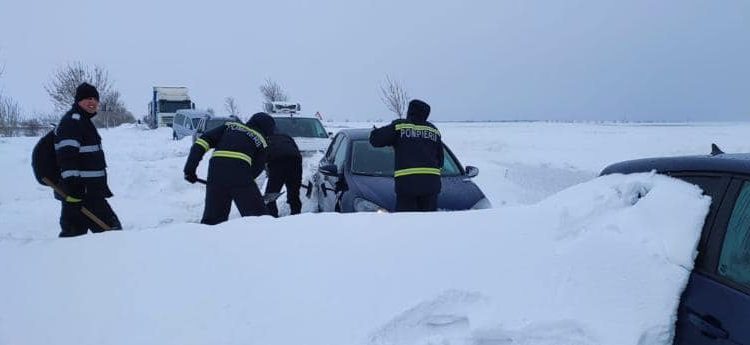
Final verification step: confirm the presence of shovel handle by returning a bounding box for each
[42,177,112,231]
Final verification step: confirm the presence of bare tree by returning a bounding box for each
[259,78,289,102]
[45,62,112,113]
[224,96,240,116]
[45,62,134,128]
[94,90,135,128]
[379,75,409,118]
[0,95,21,137]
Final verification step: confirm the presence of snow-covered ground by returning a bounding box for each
[1,121,748,344]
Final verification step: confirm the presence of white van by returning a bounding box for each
[172,109,210,140]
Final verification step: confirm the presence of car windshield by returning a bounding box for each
[191,118,201,128]
[350,140,462,177]
[274,118,328,138]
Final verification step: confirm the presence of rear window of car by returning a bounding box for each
[350,140,462,177]
[274,118,328,138]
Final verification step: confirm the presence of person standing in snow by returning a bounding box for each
[264,129,303,217]
[54,82,122,237]
[369,99,444,212]
[183,112,275,224]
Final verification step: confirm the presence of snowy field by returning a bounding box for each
[1,121,749,344]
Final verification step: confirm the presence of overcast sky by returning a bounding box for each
[1,0,748,121]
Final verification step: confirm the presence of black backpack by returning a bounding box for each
[31,128,60,186]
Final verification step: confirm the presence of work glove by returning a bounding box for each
[184,172,198,184]
[61,180,85,204]
[64,195,83,206]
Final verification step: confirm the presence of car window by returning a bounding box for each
[718,181,750,288]
[349,140,462,177]
[442,149,461,176]
[192,118,201,128]
[274,118,328,138]
[174,114,184,126]
[672,174,730,271]
[326,134,344,161]
[333,138,348,169]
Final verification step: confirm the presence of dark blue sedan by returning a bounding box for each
[601,146,750,345]
[312,128,491,212]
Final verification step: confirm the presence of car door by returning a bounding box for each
[318,134,344,211]
[320,135,350,212]
[674,174,750,345]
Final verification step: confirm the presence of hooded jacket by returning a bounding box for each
[184,113,275,186]
[54,104,112,199]
[369,100,444,196]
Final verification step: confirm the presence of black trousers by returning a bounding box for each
[265,157,302,218]
[202,183,266,225]
[59,197,122,237]
[395,194,438,212]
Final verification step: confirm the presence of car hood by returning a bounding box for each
[294,137,331,156]
[346,174,486,212]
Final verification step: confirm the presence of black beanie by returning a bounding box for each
[406,99,431,121]
[74,82,100,103]
[247,112,276,136]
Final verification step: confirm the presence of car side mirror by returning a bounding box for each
[465,166,479,178]
[319,164,339,177]
[327,131,333,137]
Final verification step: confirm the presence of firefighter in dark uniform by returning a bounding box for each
[265,129,303,217]
[55,82,122,237]
[370,99,443,212]
[183,112,276,225]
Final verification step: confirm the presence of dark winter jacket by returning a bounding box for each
[54,104,112,199]
[369,100,444,196]
[266,131,302,175]
[184,115,274,186]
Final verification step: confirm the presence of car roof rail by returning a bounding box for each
[711,143,725,156]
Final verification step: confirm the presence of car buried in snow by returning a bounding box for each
[312,128,491,213]
[265,101,331,156]
[600,144,750,345]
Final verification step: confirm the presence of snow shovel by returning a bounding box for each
[195,177,284,203]
[42,177,112,231]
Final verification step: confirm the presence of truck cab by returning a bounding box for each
[147,86,194,128]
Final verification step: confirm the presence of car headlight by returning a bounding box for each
[353,198,388,213]
[471,197,492,210]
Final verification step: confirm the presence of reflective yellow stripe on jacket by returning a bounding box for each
[195,138,210,151]
[394,167,441,177]
[212,150,252,166]
[227,122,268,148]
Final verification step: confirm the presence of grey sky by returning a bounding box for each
[1,0,748,121]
